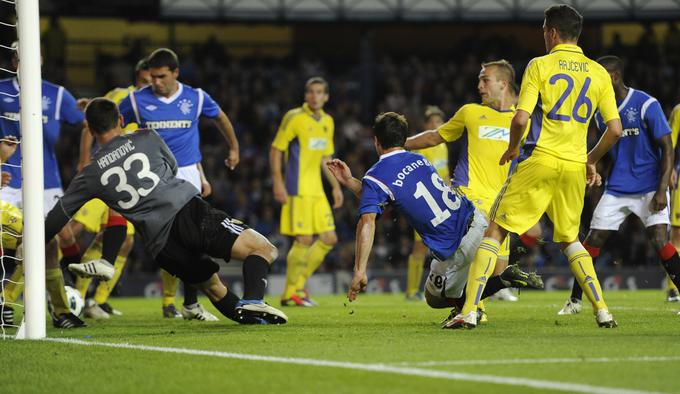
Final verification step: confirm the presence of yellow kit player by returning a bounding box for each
[447,4,623,329]
[0,138,86,328]
[406,61,521,303]
[270,77,342,307]
[405,106,448,300]
[669,103,680,301]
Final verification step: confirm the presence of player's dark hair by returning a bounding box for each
[85,98,120,135]
[147,48,179,71]
[373,112,408,149]
[305,77,329,93]
[597,55,624,76]
[544,4,583,41]
[134,58,149,79]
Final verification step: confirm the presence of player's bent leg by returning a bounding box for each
[407,239,428,300]
[282,235,313,306]
[646,224,680,293]
[295,231,336,305]
[160,270,181,318]
[93,234,133,315]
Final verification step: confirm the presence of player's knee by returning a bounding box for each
[253,237,278,263]
[319,231,338,247]
[45,238,59,268]
[424,290,448,309]
[585,230,607,248]
[296,235,314,246]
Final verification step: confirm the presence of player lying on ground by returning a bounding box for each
[45,98,287,325]
[558,56,680,315]
[327,112,543,327]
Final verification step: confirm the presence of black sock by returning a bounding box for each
[481,276,506,299]
[101,225,126,264]
[183,282,198,306]
[570,279,583,301]
[661,253,680,289]
[242,255,271,300]
[211,290,240,322]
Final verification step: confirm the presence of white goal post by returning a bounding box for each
[16,0,46,340]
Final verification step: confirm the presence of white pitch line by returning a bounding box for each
[394,355,680,367]
[43,337,666,394]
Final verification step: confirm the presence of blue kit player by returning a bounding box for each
[114,48,239,321]
[327,112,543,326]
[558,55,680,314]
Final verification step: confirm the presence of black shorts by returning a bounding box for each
[155,197,249,284]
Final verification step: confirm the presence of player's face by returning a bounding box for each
[425,115,444,130]
[305,83,329,112]
[478,67,504,106]
[149,66,179,97]
[136,69,152,89]
[542,21,556,52]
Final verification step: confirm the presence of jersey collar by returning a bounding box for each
[302,102,326,119]
[379,149,406,160]
[549,43,583,55]
[617,88,635,112]
[155,82,183,104]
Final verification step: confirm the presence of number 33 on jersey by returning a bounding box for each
[358,150,476,261]
[517,43,619,163]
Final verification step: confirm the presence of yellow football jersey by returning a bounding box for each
[272,103,334,197]
[105,85,138,134]
[415,144,449,182]
[438,103,517,214]
[0,200,22,251]
[670,104,680,148]
[516,44,619,163]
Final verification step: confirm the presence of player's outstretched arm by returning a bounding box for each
[405,130,446,151]
[213,110,240,170]
[327,159,362,198]
[587,118,623,186]
[321,155,343,208]
[349,213,376,301]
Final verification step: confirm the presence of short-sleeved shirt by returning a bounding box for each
[118,83,220,166]
[594,88,671,196]
[359,150,475,261]
[0,200,22,251]
[0,78,84,189]
[516,44,620,163]
[271,103,335,197]
[438,103,518,213]
[45,129,199,257]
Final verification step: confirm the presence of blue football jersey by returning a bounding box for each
[0,78,84,189]
[595,88,671,196]
[118,83,220,166]
[359,150,475,260]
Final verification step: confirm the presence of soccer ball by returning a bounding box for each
[47,286,85,317]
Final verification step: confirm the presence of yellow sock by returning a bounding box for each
[668,275,679,293]
[462,238,500,315]
[46,268,70,317]
[75,276,93,299]
[283,242,310,300]
[75,238,105,298]
[565,242,608,311]
[161,269,178,306]
[406,254,424,297]
[2,264,24,304]
[295,240,333,291]
[94,254,127,305]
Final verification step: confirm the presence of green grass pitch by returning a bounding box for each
[1,290,679,394]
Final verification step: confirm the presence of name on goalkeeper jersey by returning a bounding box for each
[144,120,192,129]
[97,140,136,169]
[392,158,431,187]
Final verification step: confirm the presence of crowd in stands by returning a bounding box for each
[40,23,680,275]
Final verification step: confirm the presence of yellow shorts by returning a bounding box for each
[73,199,135,236]
[490,152,585,243]
[672,188,680,227]
[280,195,335,236]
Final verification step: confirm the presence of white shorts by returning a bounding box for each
[176,164,201,193]
[590,190,670,231]
[0,186,63,215]
[425,208,488,299]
